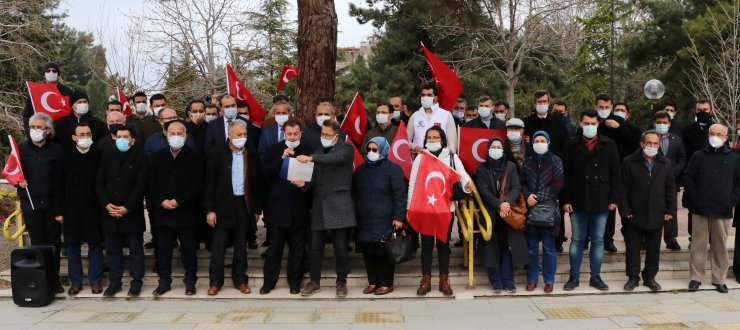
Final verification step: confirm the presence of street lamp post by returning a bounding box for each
[644,79,665,111]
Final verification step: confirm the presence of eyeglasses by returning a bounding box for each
[367,147,379,152]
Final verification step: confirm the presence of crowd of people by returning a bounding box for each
[13,62,740,300]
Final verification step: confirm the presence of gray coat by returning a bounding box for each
[309,140,357,230]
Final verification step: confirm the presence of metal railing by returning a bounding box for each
[3,202,26,247]
[454,183,493,289]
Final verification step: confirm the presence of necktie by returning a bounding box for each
[278,128,284,142]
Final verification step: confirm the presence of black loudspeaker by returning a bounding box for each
[11,246,56,307]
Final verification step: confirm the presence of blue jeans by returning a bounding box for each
[526,233,556,284]
[66,242,103,286]
[488,248,514,289]
[569,211,608,278]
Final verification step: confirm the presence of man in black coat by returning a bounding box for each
[53,122,103,296]
[96,124,148,297]
[684,124,740,293]
[185,100,208,152]
[97,111,126,155]
[204,119,264,296]
[652,111,687,250]
[259,120,312,295]
[682,99,714,240]
[619,131,677,292]
[17,113,63,293]
[148,120,204,296]
[560,109,621,292]
[301,101,348,152]
[53,90,108,147]
[204,94,261,153]
[463,95,506,130]
[23,62,73,133]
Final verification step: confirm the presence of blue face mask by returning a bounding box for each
[116,138,131,152]
[223,107,237,120]
[582,124,598,139]
[655,123,669,135]
[320,135,336,148]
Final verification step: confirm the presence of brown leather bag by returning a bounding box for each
[499,168,527,231]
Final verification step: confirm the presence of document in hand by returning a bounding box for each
[279,157,314,182]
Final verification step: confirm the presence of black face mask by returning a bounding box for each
[696,111,712,123]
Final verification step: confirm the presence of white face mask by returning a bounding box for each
[597,109,612,119]
[135,103,147,114]
[316,115,331,127]
[285,139,300,149]
[205,115,218,123]
[535,104,549,115]
[30,128,45,142]
[643,146,658,157]
[76,138,93,150]
[420,96,435,108]
[376,113,390,125]
[506,131,521,142]
[452,111,464,120]
[533,142,549,155]
[168,135,186,150]
[613,111,627,119]
[667,112,675,120]
[74,103,89,115]
[582,124,598,139]
[44,72,58,83]
[367,151,380,162]
[153,106,164,117]
[709,136,725,149]
[393,110,401,119]
[495,113,506,121]
[488,148,504,160]
[426,142,442,152]
[230,137,247,149]
[320,136,336,148]
[275,114,289,126]
[478,106,492,118]
[190,112,204,121]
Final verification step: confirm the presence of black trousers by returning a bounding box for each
[309,228,349,284]
[209,198,248,288]
[623,221,662,279]
[421,216,453,275]
[604,209,617,244]
[363,252,395,287]
[155,226,197,287]
[105,232,144,287]
[733,230,740,278]
[263,224,306,289]
[21,201,61,284]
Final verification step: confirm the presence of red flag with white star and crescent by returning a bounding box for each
[26,82,71,121]
[407,152,461,243]
[2,135,25,185]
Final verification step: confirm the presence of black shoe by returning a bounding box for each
[563,277,579,291]
[185,284,196,296]
[144,241,155,249]
[453,240,464,247]
[713,283,728,293]
[260,249,268,258]
[583,241,589,250]
[643,278,662,291]
[604,242,618,253]
[55,283,65,294]
[623,277,639,291]
[556,244,563,253]
[589,276,609,291]
[259,286,272,295]
[103,284,122,297]
[248,241,258,249]
[688,280,701,291]
[127,286,141,297]
[666,241,681,251]
[290,286,300,295]
[152,285,171,296]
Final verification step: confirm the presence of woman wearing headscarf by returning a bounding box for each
[408,126,473,296]
[522,131,564,293]
[476,137,529,294]
[352,137,407,295]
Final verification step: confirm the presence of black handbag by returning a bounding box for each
[526,199,560,228]
[448,152,469,200]
[381,227,415,264]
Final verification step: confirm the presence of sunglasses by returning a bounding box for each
[367,147,379,152]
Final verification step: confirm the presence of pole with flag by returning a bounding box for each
[387,120,413,179]
[226,64,267,127]
[339,92,368,147]
[2,135,33,210]
[116,87,132,116]
[420,42,463,111]
[407,152,461,243]
[276,65,298,93]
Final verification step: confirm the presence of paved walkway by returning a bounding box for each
[4,290,740,329]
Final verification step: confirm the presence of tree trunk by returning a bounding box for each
[296,0,337,123]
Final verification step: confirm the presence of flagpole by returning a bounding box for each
[340,92,359,128]
[25,187,34,211]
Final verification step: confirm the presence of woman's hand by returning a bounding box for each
[499,201,511,214]
[392,220,404,229]
[463,181,473,192]
[527,194,538,207]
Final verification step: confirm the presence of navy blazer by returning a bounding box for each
[204,116,261,151]
[258,124,281,160]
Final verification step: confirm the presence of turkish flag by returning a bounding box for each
[226,64,266,127]
[421,43,462,111]
[340,92,368,146]
[458,127,507,174]
[407,153,461,243]
[276,65,298,93]
[346,136,364,174]
[26,82,71,121]
[116,87,132,116]
[2,135,25,185]
[388,120,412,179]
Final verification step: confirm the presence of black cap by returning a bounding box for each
[42,62,60,74]
[69,90,89,106]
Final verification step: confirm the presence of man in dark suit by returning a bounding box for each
[464,95,506,130]
[259,119,312,295]
[204,94,261,153]
[662,101,684,137]
[295,119,357,298]
[258,100,293,160]
[204,119,264,296]
[148,120,204,296]
[652,111,687,250]
[185,100,209,152]
[302,101,348,151]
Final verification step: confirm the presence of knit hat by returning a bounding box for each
[42,62,60,74]
[533,130,551,143]
[69,90,89,106]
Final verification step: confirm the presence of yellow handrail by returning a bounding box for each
[455,183,494,289]
[3,202,25,247]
